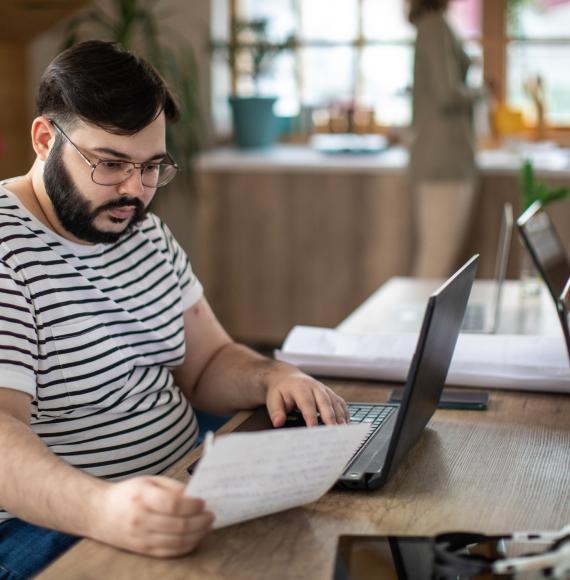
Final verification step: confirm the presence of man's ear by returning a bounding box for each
[31,117,56,161]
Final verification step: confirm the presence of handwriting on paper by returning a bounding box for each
[185,423,369,529]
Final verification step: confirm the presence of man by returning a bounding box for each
[0,40,348,575]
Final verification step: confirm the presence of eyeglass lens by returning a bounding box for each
[93,161,178,187]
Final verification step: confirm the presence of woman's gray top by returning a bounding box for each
[410,11,483,184]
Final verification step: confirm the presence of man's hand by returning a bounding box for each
[264,366,350,428]
[92,476,214,557]
[176,298,351,426]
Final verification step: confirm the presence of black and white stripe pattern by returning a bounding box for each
[0,185,203,521]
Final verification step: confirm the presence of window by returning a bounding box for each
[211,0,570,137]
[507,0,570,125]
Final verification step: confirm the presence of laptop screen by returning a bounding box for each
[558,277,570,363]
[382,255,478,484]
[490,203,513,330]
[517,202,570,302]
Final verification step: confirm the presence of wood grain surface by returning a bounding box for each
[38,383,570,580]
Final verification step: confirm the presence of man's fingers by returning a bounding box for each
[333,396,350,423]
[134,509,215,535]
[313,388,349,425]
[137,479,205,516]
[295,392,320,427]
[143,529,210,558]
[266,374,350,427]
[266,387,288,427]
[313,388,337,425]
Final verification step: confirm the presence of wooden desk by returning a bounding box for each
[39,383,570,580]
[39,274,570,579]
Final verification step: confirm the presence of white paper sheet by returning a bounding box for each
[275,325,570,392]
[184,423,369,529]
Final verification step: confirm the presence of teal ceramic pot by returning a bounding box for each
[229,96,278,149]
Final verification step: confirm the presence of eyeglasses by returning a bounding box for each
[49,119,179,188]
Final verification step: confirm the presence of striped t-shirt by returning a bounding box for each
[0,184,203,521]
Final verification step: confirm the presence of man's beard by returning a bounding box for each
[43,138,147,244]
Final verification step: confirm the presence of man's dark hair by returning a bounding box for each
[36,40,180,134]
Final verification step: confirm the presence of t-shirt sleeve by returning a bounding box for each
[0,259,38,397]
[155,217,203,311]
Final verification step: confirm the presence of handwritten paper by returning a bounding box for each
[185,423,369,529]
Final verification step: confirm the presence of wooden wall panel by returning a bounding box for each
[192,167,570,346]
[0,43,30,179]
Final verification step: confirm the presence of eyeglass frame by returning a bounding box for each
[48,118,179,188]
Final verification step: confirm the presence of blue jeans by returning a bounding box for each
[0,519,78,579]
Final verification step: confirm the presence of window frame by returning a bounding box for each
[225,0,570,133]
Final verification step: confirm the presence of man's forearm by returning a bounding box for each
[187,343,291,415]
[0,411,107,535]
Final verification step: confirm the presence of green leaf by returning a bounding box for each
[519,159,570,209]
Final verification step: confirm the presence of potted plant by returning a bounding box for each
[212,18,294,149]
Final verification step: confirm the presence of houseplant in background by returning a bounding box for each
[212,18,294,149]
[61,0,203,180]
[520,159,569,210]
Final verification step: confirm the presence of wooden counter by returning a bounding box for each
[190,146,570,344]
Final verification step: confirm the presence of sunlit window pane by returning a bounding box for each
[301,47,356,105]
[259,52,299,116]
[361,45,413,126]
[238,0,296,40]
[211,57,232,136]
[300,0,358,42]
[448,0,482,38]
[508,0,570,38]
[463,40,484,87]
[362,0,414,41]
[508,42,570,124]
[211,0,230,41]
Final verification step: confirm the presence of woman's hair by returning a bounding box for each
[408,0,451,23]
[36,40,180,134]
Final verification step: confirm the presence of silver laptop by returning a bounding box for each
[461,202,513,333]
[517,200,570,304]
[557,278,570,365]
[517,201,570,364]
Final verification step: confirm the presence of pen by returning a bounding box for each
[204,431,214,454]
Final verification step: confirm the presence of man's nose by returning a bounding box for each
[117,168,146,197]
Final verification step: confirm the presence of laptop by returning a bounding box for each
[461,202,513,333]
[556,277,570,364]
[517,200,570,304]
[297,255,478,491]
[381,205,510,335]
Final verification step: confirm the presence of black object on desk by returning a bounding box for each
[333,534,506,580]
[388,387,489,410]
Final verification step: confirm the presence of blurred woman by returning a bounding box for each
[408,0,487,277]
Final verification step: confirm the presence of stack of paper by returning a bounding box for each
[274,326,570,393]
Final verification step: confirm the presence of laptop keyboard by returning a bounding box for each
[348,403,396,457]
